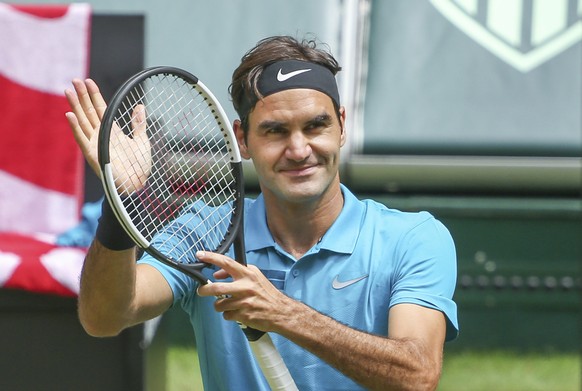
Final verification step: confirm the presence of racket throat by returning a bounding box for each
[239,323,266,341]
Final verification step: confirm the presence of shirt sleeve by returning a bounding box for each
[137,251,198,307]
[389,213,459,341]
[136,209,206,307]
[136,200,233,307]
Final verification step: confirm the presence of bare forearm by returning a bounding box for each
[273,302,440,391]
[78,240,137,337]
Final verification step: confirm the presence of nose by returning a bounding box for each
[285,131,312,162]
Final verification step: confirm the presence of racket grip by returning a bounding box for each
[249,333,298,391]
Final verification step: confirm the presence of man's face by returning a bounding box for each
[236,88,345,205]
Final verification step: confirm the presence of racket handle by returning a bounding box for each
[249,332,298,391]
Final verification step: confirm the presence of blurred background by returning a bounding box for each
[0,1,580,390]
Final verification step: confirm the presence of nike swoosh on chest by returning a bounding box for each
[331,274,369,290]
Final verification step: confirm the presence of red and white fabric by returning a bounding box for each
[0,4,91,296]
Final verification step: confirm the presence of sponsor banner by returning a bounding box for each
[363,0,582,156]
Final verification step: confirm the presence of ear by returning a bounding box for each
[233,119,251,159]
[338,106,347,147]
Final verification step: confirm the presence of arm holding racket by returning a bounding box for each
[198,251,446,391]
[198,252,300,391]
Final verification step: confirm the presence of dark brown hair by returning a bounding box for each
[229,35,342,132]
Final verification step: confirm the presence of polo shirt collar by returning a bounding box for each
[245,184,364,255]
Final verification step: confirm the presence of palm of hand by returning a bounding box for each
[108,104,152,196]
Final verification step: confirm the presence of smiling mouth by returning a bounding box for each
[281,164,318,176]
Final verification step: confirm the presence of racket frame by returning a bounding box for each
[98,66,244,284]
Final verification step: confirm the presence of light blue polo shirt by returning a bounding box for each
[138,184,458,391]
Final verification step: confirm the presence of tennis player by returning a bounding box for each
[65,35,458,391]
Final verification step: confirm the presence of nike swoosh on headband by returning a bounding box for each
[276,68,312,82]
[332,274,369,290]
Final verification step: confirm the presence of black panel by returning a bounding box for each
[84,14,145,202]
[0,289,144,391]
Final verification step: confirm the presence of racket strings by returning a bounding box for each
[109,73,238,263]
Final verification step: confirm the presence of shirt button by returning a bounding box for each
[292,270,300,277]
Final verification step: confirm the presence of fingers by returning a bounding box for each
[64,111,88,153]
[84,78,107,120]
[197,279,231,298]
[131,104,147,137]
[72,78,102,129]
[195,251,247,297]
[196,251,245,276]
[195,252,283,331]
[67,79,93,129]
[64,87,84,134]
[64,78,106,137]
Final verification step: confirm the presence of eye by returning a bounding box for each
[265,126,285,135]
[304,114,333,132]
[257,120,287,136]
[306,122,325,130]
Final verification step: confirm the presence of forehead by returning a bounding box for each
[250,89,336,123]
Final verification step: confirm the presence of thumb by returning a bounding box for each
[131,104,147,137]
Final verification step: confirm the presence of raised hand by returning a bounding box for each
[65,79,151,195]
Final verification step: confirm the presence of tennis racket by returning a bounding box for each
[98,66,297,391]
